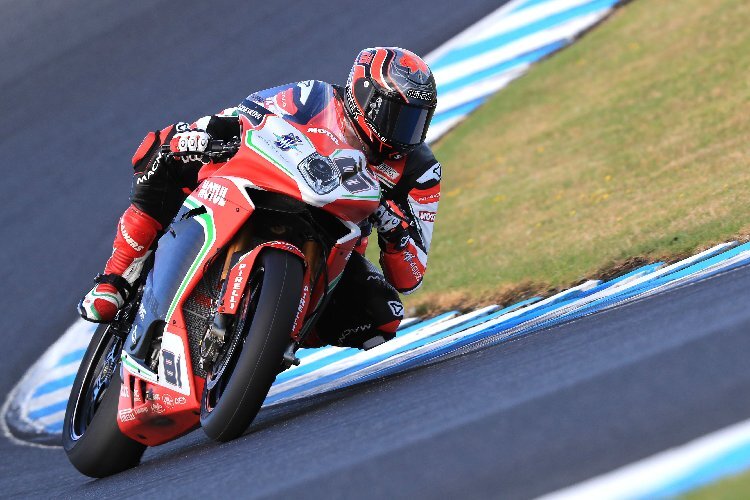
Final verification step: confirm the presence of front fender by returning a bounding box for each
[218,241,306,315]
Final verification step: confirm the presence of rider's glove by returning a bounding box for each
[169,128,210,163]
[370,199,411,252]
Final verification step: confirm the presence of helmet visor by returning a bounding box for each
[366,93,435,147]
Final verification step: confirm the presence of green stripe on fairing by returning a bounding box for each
[121,353,158,382]
[327,272,344,290]
[246,130,295,177]
[165,196,216,322]
[341,193,381,200]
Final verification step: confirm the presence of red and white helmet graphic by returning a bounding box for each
[345,47,437,158]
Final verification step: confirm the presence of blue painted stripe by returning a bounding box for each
[432,0,619,70]
[438,39,566,95]
[267,303,537,404]
[651,442,750,498]
[57,348,86,367]
[44,422,64,433]
[338,298,546,388]
[27,400,68,420]
[31,374,76,398]
[432,96,488,126]
[274,312,459,384]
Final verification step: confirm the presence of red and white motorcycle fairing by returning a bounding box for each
[117,99,380,445]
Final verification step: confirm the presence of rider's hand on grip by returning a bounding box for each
[169,128,211,163]
[370,200,410,252]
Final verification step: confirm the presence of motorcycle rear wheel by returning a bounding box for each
[200,248,303,442]
[63,323,146,477]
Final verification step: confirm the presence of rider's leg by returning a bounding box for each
[79,125,193,323]
[78,205,162,322]
[313,252,404,350]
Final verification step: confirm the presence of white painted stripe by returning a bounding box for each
[0,319,96,448]
[424,0,530,64]
[26,386,72,413]
[426,116,467,143]
[269,305,502,405]
[454,0,608,49]
[34,409,67,428]
[398,317,421,329]
[433,11,610,87]
[32,360,81,388]
[340,280,605,376]
[268,310,470,396]
[539,417,750,500]
[291,346,347,368]
[435,65,529,115]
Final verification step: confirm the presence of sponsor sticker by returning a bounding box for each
[375,163,399,181]
[162,350,182,388]
[387,301,404,318]
[406,88,435,101]
[418,211,436,222]
[197,181,228,206]
[307,127,340,145]
[118,408,135,422]
[273,132,303,152]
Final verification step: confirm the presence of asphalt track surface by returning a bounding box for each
[2,1,750,498]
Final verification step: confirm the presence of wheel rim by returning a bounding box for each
[203,268,263,412]
[69,328,123,442]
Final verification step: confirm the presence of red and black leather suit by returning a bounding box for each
[110,81,440,349]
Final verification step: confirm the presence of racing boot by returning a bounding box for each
[78,205,162,323]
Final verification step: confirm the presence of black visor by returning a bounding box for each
[366,92,434,147]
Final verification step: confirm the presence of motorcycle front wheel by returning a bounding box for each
[63,323,146,477]
[200,248,303,442]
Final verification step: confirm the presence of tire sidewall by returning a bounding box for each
[63,324,146,477]
[200,249,304,441]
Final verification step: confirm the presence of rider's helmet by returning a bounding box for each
[345,47,438,159]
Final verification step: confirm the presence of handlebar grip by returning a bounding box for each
[158,137,238,159]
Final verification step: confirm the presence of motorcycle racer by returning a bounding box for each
[78,47,441,351]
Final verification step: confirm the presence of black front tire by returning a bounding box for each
[63,324,147,477]
[200,249,303,442]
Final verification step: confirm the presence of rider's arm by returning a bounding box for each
[376,144,441,295]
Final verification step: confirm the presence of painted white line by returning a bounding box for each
[433,12,610,88]
[0,318,95,448]
[435,65,529,114]
[454,0,609,49]
[424,0,530,64]
[35,410,67,428]
[539,417,750,499]
[292,346,347,367]
[32,361,80,388]
[267,310,488,398]
[26,386,72,413]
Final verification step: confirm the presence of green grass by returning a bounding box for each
[682,469,750,500]
[407,0,750,313]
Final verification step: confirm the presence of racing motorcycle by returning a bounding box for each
[63,96,381,477]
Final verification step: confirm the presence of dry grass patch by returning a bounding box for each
[406,0,750,313]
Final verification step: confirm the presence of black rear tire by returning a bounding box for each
[200,249,303,442]
[63,324,147,477]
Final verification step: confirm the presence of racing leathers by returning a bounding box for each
[79,80,441,350]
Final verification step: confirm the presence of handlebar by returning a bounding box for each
[159,138,240,161]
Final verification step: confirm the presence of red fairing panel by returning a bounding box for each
[118,177,256,446]
[218,241,306,315]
